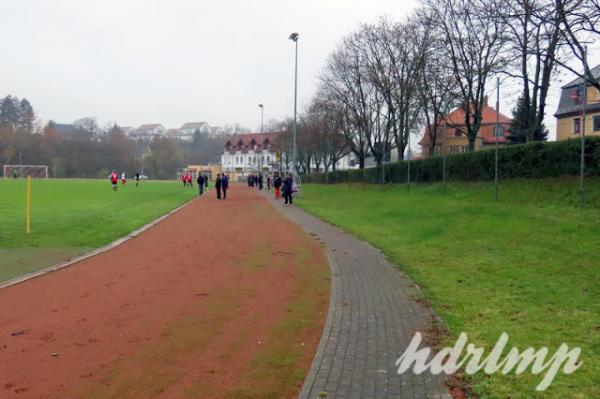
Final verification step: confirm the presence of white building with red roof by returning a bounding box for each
[221,132,281,175]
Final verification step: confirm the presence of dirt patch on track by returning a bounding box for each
[0,186,330,398]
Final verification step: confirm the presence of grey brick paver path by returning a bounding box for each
[263,193,452,399]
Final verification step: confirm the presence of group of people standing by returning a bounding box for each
[214,173,229,200]
[181,172,195,188]
[246,172,294,205]
[180,170,292,204]
[247,173,266,190]
[185,171,228,199]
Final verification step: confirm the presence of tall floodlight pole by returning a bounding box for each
[579,46,587,209]
[495,77,500,201]
[289,32,299,177]
[258,104,264,133]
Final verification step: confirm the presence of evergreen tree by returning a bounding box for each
[0,95,21,127]
[192,128,202,149]
[507,95,548,144]
[19,98,35,133]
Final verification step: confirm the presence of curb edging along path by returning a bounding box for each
[0,196,197,291]
[262,192,451,399]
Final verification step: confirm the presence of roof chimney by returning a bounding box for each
[483,95,488,105]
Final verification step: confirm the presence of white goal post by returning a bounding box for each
[3,165,49,179]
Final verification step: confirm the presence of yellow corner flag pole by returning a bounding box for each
[26,175,31,234]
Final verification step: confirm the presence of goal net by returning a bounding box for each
[3,165,49,179]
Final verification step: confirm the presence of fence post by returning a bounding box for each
[26,175,31,234]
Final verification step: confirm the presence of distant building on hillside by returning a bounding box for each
[165,128,191,141]
[419,97,512,157]
[47,121,78,136]
[210,126,224,136]
[181,122,210,136]
[120,126,134,136]
[554,64,600,141]
[130,124,166,140]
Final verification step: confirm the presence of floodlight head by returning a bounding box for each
[258,104,263,108]
[289,32,299,42]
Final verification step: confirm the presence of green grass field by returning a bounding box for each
[0,178,198,282]
[298,178,600,399]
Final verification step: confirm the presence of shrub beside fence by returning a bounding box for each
[303,137,600,184]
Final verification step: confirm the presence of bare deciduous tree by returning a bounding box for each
[552,0,600,90]
[424,0,508,151]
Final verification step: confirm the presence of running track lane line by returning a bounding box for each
[261,191,452,399]
[0,196,198,291]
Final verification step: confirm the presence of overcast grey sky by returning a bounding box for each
[2,0,599,139]
[1,0,418,131]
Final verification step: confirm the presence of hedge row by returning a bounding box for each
[303,137,600,184]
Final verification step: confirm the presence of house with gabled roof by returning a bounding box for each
[419,96,512,157]
[420,97,512,157]
[555,64,600,141]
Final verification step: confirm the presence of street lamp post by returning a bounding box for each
[258,104,264,133]
[289,32,299,177]
[579,46,588,209]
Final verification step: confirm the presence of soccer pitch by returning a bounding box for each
[0,178,198,282]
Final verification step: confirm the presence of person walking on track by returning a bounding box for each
[221,173,229,199]
[273,174,282,199]
[215,174,222,199]
[282,174,293,205]
[197,174,205,196]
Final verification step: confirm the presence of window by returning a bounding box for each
[594,115,600,132]
[573,118,581,134]
[571,88,582,105]
[454,129,462,137]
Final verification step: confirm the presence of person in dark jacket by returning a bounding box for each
[282,174,293,205]
[258,174,264,191]
[197,174,205,196]
[215,174,222,199]
[273,174,282,199]
[266,175,271,192]
[221,173,229,199]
